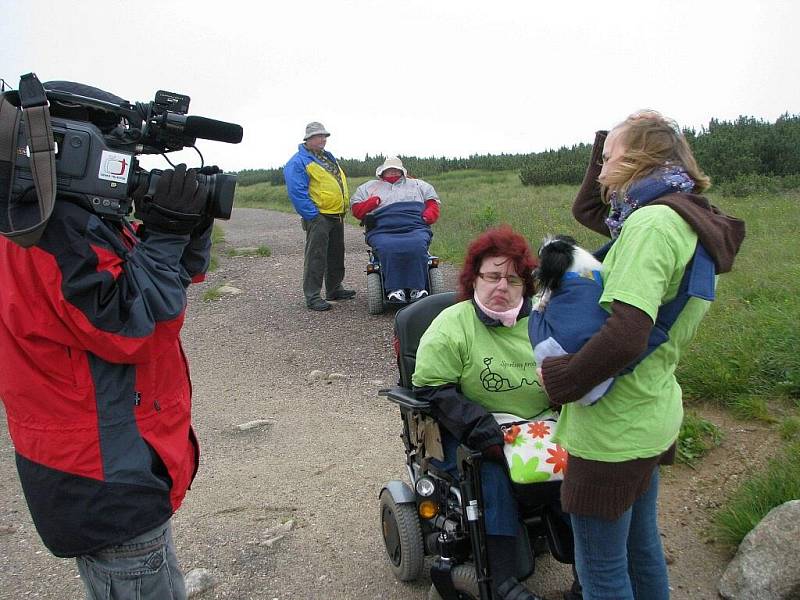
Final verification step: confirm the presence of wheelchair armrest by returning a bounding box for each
[363,213,377,232]
[378,386,432,412]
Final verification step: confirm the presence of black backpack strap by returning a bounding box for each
[0,73,57,247]
[0,91,22,207]
[620,241,716,374]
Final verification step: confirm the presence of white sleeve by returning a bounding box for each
[350,181,373,207]
[418,180,439,202]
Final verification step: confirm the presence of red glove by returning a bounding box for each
[352,195,381,221]
[422,199,440,224]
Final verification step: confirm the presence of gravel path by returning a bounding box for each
[0,207,773,599]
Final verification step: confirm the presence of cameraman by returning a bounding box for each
[0,83,213,599]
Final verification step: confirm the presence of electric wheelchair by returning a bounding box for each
[359,204,446,315]
[366,249,446,315]
[378,292,578,600]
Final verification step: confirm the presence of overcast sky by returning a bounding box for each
[3,0,798,173]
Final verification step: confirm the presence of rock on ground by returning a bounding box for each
[718,500,800,600]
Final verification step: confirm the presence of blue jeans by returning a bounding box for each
[76,520,185,600]
[570,468,669,600]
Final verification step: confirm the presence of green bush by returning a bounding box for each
[690,114,800,184]
[518,145,592,186]
[714,173,800,197]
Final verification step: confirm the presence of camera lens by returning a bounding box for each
[199,173,236,220]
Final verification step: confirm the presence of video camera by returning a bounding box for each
[2,74,243,224]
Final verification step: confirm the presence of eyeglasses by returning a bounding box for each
[477,272,524,287]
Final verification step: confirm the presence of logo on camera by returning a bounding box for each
[98,151,132,183]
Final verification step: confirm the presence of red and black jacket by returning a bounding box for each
[0,199,210,557]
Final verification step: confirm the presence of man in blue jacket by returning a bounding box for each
[284,122,355,311]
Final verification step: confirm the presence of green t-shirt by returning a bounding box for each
[412,300,550,419]
[552,205,712,461]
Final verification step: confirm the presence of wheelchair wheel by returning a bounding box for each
[429,267,446,295]
[427,564,479,600]
[379,489,424,581]
[367,271,386,315]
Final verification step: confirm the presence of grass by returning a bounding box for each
[208,224,226,272]
[677,190,800,409]
[677,411,723,467]
[780,416,800,441]
[712,441,800,548]
[202,284,225,302]
[226,245,271,258]
[728,395,777,423]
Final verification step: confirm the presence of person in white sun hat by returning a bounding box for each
[350,156,441,302]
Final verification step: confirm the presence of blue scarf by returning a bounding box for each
[605,165,696,239]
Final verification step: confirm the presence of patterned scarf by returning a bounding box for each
[309,148,345,194]
[605,165,696,239]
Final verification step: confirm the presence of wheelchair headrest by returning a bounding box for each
[394,292,457,387]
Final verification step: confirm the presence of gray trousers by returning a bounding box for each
[302,213,345,302]
[76,519,185,600]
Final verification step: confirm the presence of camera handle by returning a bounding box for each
[0,73,57,247]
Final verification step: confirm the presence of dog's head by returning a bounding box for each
[535,234,603,292]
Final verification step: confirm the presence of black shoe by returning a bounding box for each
[326,288,356,300]
[307,298,332,311]
[496,577,544,600]
[563,578,583,600]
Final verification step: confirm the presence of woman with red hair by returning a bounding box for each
[412,225,559,600]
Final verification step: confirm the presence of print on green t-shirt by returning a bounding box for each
[479,357,539,392]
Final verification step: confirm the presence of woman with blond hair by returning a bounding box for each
[539,111,745,600]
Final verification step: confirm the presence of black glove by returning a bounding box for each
[134,164,209,235]
[190,215,214,241]
[482,444,506,464]
[197,165,221,176]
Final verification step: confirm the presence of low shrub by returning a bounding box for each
[713,442,800,547]
[677,412,723,466]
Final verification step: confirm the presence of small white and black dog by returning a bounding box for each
[534,234,604,310]
[529,235,612,405]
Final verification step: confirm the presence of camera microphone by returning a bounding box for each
[183,116,243,144]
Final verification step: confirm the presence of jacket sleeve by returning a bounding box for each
[418,180,439,202]
[541,300,652,405]
[284,155,319,220]
[180,220,213,283]
[16,215,197,365]
[349,181,373,208]
[572,130,611,236]
[414,384,503,451]
[138,219,212,284]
